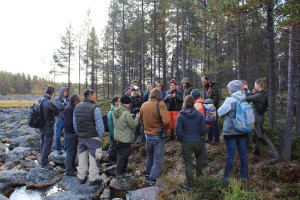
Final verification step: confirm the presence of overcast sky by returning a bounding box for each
[0,0,110,82]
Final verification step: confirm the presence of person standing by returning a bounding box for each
[246,78,279,165]
[113,95,140,181]
[176,95,207,191]
[39,85,59,170]
[54,87,69,154]
[73,89,104,186]
[201,76,220,144]
[64,94,81,176]
[218,80,249,182]
[156,83,167,101]
[140,88,170,187]
[107,97,120,164]
[124,80,138,96]
[181,77,193,98]
[142,84,154,103]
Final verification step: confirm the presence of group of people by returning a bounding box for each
[36,75,279,190]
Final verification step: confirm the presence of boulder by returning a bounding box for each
[0,131,11,143]
[0,152,7,163]
[58,176,105,199]
[6,147,32,163]
[9,135,39,150]
[49,151,65,165]
[109,178,134,198]
[26,168,62,188]
[45,191,87,200]
[0,162,15,170]
[11,127,36,138]
[0,170,28,186]
[0,183,13,196]
[100,188,111,199]
[126,186,160,200]
[20,160,38,169]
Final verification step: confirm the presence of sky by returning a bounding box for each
[0,0,110,83]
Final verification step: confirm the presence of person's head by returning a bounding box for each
[181,77,191,87]
[227,80,244,95]
[149,88,162,101]
[176,82,181,90]
[190,89,201,99]
[131,80,138,87]
[131,86,141,97]
[156,83,163,91]
[120,95,132,107]
[170,79,176,90]
[61,88,68,98]
[255,77,267,91]
[45,85,55,97]
[147,84,154,93]
[242,80,249,90]
[112,97,120,106]
[70,94,81,106]
[84,89,96,103]
[201,76,209,87]
[182,95,195,109]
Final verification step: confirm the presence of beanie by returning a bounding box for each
[190,89,200,98]
[120,95,132,104]
[227,80,244,93]
[170,79,177,85]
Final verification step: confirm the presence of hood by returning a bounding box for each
[59,87,68,99]
[113,104,128,118]
[110,104,116,110]
[179,107,198,118]
[231,90,245,101]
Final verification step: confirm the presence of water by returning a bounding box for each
[9,185,64,200]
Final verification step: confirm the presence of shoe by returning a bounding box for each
[39,164,53,170]
[79,176,87,184]
[145,175,149,182]
[89,179,102,186]
[268,158,279,165]
[66,172,76,177]
[145,180,155,187]
[241,177,249,183]
[180,184,190,191]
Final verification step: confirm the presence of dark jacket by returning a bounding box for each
[142,93,150,103]
[175,107,207,142]
[246,90,268,124]
[204,82,219,108]
[74,100,98,138]
[39,95,59,123]
[164,89,183,111]
[54,87,69,119]
[183,85,193,98]
[64,103,75,134]
[130,95,143,113]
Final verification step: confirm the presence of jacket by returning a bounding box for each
[164,89,183,111]
[140,98,170,136]
[39,95,59,123]
[107,104,115,137]
[245,90,267,124]
[175,107,207,142]
[130,95,143,113]
[64,103,75,134]
[204,82,219,108]
[54,87,69,119]
[217,90,246,136]
[183,85,193,98]
[113,104,139,143]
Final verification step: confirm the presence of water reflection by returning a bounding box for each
[10,185,64,200]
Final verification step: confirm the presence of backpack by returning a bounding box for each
[102,114,109,132]
[27,98,47,128]
[232,99,255,133]
[202,101,217,124]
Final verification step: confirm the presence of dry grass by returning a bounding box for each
[0,100,36,108]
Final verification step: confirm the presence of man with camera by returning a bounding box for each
[140,88,170,187]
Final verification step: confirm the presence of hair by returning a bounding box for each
[149,88,162,101]
[242,80,248,86]
[147,85,154,93]
[112,96,119,105]
[255,77,267,90]
[156,82,164,90]
[83,89,95,100]
[202,76,209,81]
[70,94,79,105]
[182,95,195,109]
[45,85,55,95]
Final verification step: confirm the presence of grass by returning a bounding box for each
[0,100,36,108]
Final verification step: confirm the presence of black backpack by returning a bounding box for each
[102,114,109,132]
[27,98,47,128]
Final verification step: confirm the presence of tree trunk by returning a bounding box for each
[278,61,284,154]
[236,11,243,80]
[68,36,71,91]
[153,0,157,84]
[181,3,186,79]
[141,0,145,91]
[296,24,300,136]
[121,0,126,93]
[176,3,180,81]
[78,39,81,94]
[162,21,167,88]
[112,0,115,97]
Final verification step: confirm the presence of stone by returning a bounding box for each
[58,176,105,200]
[0,193,9,200]
[0,152,7,163]
[0,170,28,186]
[103,164,116,176]
[49,151,66,165]
[20,160,38,169]
[126,186,160,200]
[9,135,40,150]
[11,127,36,138]
[25,155,37,160]
[6,147,32,163]
[100,188,110,199]
[26,168,62,188]
[100,173,109,182]
[45,191,87,200]
[0,162,15,170]
[109,178,133,191]
[0,183,13,196]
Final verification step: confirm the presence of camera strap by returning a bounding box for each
[156,102,164,128]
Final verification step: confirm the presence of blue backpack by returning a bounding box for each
[233,99,255,133]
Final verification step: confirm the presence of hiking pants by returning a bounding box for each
[65,131,78,174]
[167,111,179,135]
[108,136,117,163]
[77,137,102,182]
[254,123,279,159]
[55,117,67,151]
[39,121,55,166]
[145,134,165,181]
[116,142,132,177]
[181,141,203,186]
[207,120,220,142]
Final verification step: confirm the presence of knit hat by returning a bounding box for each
[190,89,200,98]
[227,80,244,93]
[181,77,191,83]
[120,95,132,104]
[170,79,177,85]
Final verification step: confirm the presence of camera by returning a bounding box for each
[157,128,168,139]
[131,108,140,119]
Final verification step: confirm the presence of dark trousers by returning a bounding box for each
[65,131,78,174]
[108,136,117,162]
[116,142,132,176]
[181,141,203,186]
[208,121,220,142]
[39,121,54,166]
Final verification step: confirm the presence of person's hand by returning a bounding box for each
[171,93,176,97]
[167,94,172,98]
[244,85,248,90]
[252,89,257,94]
[136,113,140,119]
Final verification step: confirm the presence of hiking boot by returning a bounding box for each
[79,176,87,184]
[89,179,102,186]
[39,164,53,170]
[180,184,190,192]
[268,158,279,165]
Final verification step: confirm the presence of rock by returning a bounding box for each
[0,152,7,163]
[134,170,142,176]
[0,132,11,143]
[0,193,9,200]
[45,191,87,200]
[25,155,37,160]
[26,168,62,188]
[126,186,160,200]
[20,160,38,169]
[109,178,134,199]
[0,162,15,170]
[11,127,36,138]
[49,151,66,165]
[100,188,110,199]
[0,183,13,196]
[9,135,40,150]
[58,176,105,199]
[100,173,109,182]
[0,170,28,186]
[103,164,116,176]
[6,147,32,163]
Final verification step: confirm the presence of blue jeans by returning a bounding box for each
[223,136,248,181]
[65,131,78,174]
[208,121,220,142]
[145,134,165,181]
[55,117,67,151]
[39,121,55,166]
